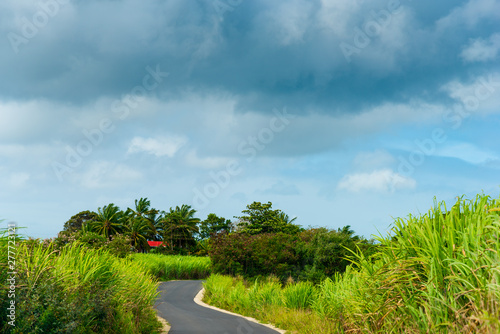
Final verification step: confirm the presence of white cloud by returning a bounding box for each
[0,144,27,157]
[352,150,396,171]
[337,169,416,193]
[79,161,142,189]
[435,142,499,165]
[256,0,314,46]
[261,180,300,196]
[442,73,500,114]
[184,150,230,169]
[316,0,361,38]
[0,100,66,143]
[127,136,187,157]
[437,0,500,29]
[461,33,500,62]
[8,172,30,188]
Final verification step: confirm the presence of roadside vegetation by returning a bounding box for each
[0,199,373,333]
[3,193,499,333]
[131,253,211,280]
[0,236,162,333]
[203,194,500,333]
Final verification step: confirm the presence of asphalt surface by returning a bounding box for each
[155,280,281,334]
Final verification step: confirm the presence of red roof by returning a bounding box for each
[147,241,165,247]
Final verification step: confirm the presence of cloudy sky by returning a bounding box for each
[1,0,499,239]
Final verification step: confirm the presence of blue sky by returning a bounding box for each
[1,0,499,239]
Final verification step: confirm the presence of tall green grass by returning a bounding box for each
[283,281,316,310]
[204,194,500,333]
[0,237,162,333]
[130,253,211,280]
[203,274,338,333]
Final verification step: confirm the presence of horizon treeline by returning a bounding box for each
[56,199,314,254]
[55,199,374,280]
[58,197,231,254]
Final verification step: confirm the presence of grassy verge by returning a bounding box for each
[203,274,340,333]
[130,253,211,280]
[203,194,500,333]
[0,235,162,333]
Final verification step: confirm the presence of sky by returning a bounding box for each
[1,0,499,239]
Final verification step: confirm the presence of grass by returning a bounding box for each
[130,253,211,280]
[0,232,163,333]
[0,222,213,332]
[203,274,339,333]
[203,193,500,333]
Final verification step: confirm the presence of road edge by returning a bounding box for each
[193,287,287,334]
[156,315,171,334]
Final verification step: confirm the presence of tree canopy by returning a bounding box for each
[235,201,303,235]
[59,199,307,254]
[160,205,200,251]
[198,213,233,240]
[62,210,98,234]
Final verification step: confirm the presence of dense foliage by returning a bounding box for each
[209,226,373,281]
[57,199,207,254]
[210,232,302,278]
[61,210,98,234]
[56,199,308,257]
[198,213,233,240]
[0,235,162,334]
[204,193,500,333]
[5,192,498,333]
[235,201,303,235]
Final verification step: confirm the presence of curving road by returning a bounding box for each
[155,280,281,334]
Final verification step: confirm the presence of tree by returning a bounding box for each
[62,211,98,234]
[125,219,151,252]
[160,205,200,250]
[300,226,369,279]
[125,198,159,240]
[90,203,125,240]
[277,211,297,225]
[198,213,233,240]
[235,201,302,235]
[145,210,164,241]
[337,225,359,240]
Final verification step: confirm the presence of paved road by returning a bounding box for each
[155,280,281,334]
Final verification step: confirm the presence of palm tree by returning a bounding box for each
[81,221,92,234]
[126,218,152,252]
[125,198,159,240]
[126,198,153,217]
[337,225,359,242]
[277,212,297,224]
[146,210,164,241]
[160,205,200,250]
[91,203,124,240]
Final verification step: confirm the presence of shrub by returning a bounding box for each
[209,228,371,280]
[0,240,162,333]
[105,234,133,258]
[204,193,500,333]
[297,227,375,283]
[210,232,302,278]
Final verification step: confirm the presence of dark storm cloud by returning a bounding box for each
[0,0,498,113]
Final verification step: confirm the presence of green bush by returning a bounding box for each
[209,232,302,278]
[0,239,162,333]
[204,193,500,333]
[298,227,375,283]
[209,228,371,280]
[105,234,133,258]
